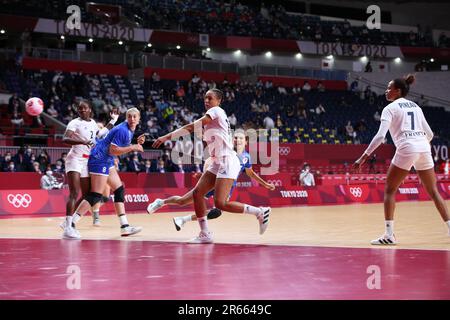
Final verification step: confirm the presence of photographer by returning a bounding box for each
[299,163,315,187]
[40,168,63,190]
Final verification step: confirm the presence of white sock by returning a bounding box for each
[198,216,209,233]
[446,220,450,232]
[119,214,129,227]
[244,205,262,216]
[72,213,81,224]
[93,210,99,217]
[385,220,394,237]
[182,215,192,223]
[65,215,73,227]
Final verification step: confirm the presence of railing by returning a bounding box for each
[249,64,348,81]
[348,72,450,109]
[17,47,240,73]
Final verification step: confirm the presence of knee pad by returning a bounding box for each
[101,196,110,203]
[113,186,125,203]
[85,192,103,206]
[207,208,222,220]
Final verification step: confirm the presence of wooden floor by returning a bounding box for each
[1,201,449,250]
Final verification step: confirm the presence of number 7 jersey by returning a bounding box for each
[381,97,433,154]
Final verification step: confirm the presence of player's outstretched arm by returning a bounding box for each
[110,143,143,156]
[245,167,276,190]
[152,115,212,148]
[63,130,92,146]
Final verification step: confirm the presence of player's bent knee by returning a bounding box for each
[85,192,103,206]
[113,186,125,203]
[214,200,227,211]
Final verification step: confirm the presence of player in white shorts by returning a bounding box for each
[354,74,450,245]
[153,89,271,243]
[62,100,118,233]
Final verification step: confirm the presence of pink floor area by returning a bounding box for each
[0,239,449,300]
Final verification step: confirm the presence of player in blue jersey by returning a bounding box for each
[62,108,146,239]
[146,129,276,231]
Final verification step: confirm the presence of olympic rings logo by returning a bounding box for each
[268,179,282,187]
[7,194,32,208]
[349,187,363,198]
[278,147,291,156]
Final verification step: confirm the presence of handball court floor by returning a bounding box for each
[0,201,449,300]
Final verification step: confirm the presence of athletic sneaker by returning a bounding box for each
[370,234,397,245]
[173,217,185,231]
[62,226,81,240]
[189,231,214,244]
[146,198,164,214]
[121,225,143,237]
[59,220,67,230]
[207,208,222,220]
[257,207,271,235]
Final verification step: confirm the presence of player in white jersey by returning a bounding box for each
[153,89,271,243]
[62,100,118,230]
[353,74,450,245]
[147,130,276,231]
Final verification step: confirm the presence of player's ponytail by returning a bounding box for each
[392,73,415,97]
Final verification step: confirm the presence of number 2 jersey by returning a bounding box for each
[65,118,99,158]
[381,97,433,154]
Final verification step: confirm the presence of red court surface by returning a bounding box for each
[0,238,449,300]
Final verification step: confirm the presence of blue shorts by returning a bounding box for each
[205,185,235,200]
[88,159,114,176]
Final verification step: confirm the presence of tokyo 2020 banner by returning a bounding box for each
[1,184,449,218]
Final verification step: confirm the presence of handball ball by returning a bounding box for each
[25,97,44,116]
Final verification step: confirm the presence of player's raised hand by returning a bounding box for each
[152,135,169,148]
[137,134,146,145]
[109,109,119,124]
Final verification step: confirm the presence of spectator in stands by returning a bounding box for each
[277,86,287,95]
[143,160,152,173]
[315,103,326,116]
[8,93,20,113]
[374,111,381,122]
[53,160,64,174]
[276,114,283,127]
[37,150,51,169]
[317,81,325,92]
[47,102,59,118]
[297,97,307,119]
[364,61,373,72]
[32,161,42,174]
[263,115,275,130]
[127,154,142,173]
[151,72,161,83]
[57,152,67,167]
[1,152,12,171]
[345,121,354,137]
[350,78,360,94]
[40,168,63,190]
[153,158,167,173]
[6,161,17,172]
[228,112,237,130]
[299,164,315,186]
[302,81,311,91]
[364,85,373,100]
[11,111,24,127]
